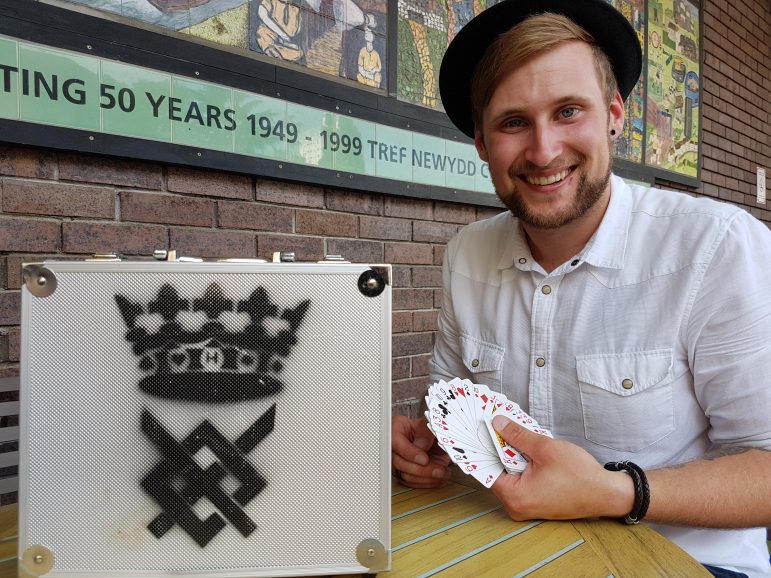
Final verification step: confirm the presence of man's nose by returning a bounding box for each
[524,123,562,167]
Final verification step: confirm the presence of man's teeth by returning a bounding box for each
[526,169,570,186]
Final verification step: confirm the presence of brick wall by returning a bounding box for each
[0,0,769,503]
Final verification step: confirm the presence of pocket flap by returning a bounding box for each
[459,334,504,373]
[576,349,673,397]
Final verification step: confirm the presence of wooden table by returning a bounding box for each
[388,477,710,577]
[0,481,710,578]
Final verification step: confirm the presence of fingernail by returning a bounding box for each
[432,468,445,478]
[415,454,429,466]
[492,415,508,431]
[414,437,432,450]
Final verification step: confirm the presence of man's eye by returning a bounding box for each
[503,118,525,128]
[560,107,578,119]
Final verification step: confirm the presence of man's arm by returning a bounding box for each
[645,447,771,527]
[491,417,771,527]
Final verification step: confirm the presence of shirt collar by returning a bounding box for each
[581,174,632,270]
[500,173,632,272]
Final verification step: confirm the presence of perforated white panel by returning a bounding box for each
[20,262,391,577]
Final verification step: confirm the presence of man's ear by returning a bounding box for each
[474,129,489,162]
[609,91,625,137]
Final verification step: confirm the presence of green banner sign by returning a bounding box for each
[0,34,494,195]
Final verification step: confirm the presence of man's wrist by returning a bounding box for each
[603,468,637,519]
[604,461,650,524]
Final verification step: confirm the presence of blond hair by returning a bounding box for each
[470,13,618,130]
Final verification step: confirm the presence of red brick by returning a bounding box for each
[413,310,439,332]
[391,266,411,287]
[325,190,383,215]
[392,311,412,333]
[413,221,460,243]
[63,221,166,255]
[296,210,357,237]
[434,289,443,309]
[412,266,442,288]
[218,201,292,232]
[121,191,214,226]
[2,179,114,218]
[434,202,476,224]
[393,288,434,311]
[59,154,162,189]
[358,216,412,241]
[325,238,383,262]
[0,292,20,325]
[384,196,432,220]
[0,146,56,179]
[385,243,433,265]
[257,234,325,261]
[411,353,432,377]
[392,332,433,357]
[392,377,431,402]
[169,228,256,258]
[167,167,252,200]
[0,217,60,252]
[0,331,7,363]
[255,179,324,208]
[392,356,411,380]
[6,326,19,363]
[434,245,445,266]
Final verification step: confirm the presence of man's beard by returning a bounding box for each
[499,155,612,230]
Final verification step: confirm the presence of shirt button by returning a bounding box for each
[622,378,634,390]
[541,285,552,295]
[471,359,480,368]
[571,259,580,266]
[518,258,527,264]
[535,357,546,367]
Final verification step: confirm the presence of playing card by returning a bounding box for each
[424,379,552,484]
[483,416,529,474]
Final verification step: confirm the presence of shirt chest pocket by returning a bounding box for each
[460,334,504,390]
[576,349,675,453]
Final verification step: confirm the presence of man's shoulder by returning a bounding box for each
[628,183,742,222]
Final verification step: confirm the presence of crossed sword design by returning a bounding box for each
[140,404,275,547]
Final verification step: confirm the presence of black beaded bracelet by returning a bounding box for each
[604,461,650,524]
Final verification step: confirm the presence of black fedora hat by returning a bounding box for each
[439,0,642,138]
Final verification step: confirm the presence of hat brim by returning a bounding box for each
[439,0,642,138]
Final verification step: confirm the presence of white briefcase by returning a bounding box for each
[19,256,391,577]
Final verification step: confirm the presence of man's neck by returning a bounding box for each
[522,193,611,274]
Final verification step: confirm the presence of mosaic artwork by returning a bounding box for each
[396,0,494,108]
[607,0,645,164]
[46,0,701,178]
[646,0,700,177]
[58,0,388,89]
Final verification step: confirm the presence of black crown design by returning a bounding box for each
[115,283,310,403]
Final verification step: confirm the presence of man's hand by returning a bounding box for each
[490,416,634,520]
[392,416,451,488]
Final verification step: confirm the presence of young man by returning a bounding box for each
[391,1,771,576]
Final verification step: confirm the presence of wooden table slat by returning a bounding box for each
[525,538,613,578]
[393,488,500,547]
[430,519,584,578]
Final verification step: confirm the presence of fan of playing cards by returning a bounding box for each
[425,378,553,488]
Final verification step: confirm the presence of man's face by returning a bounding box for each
[475,41,624,230]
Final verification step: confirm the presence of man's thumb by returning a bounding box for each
[492,415,535,448]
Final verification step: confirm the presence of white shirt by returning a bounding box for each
[430,174,771,577]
